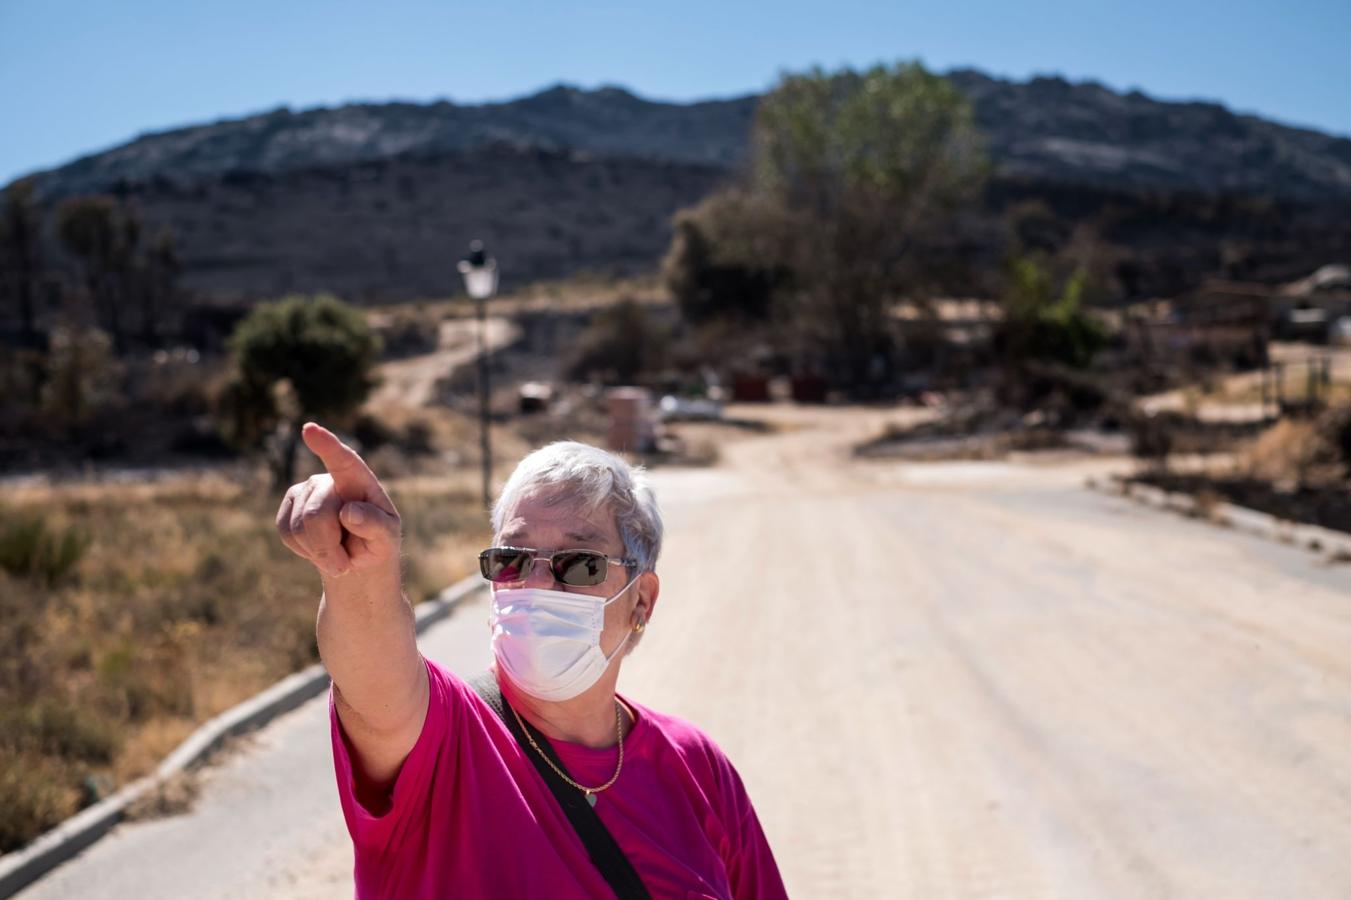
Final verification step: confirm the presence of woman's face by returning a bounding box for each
[495,491,654,660]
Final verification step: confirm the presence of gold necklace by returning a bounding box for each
[510,700,626,807]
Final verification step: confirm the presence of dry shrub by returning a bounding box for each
[370,306,441,360]
[123,769,201,821]
[565,299,671,384]
[1190,488,1226,522]
[125,351,220,416]
[0,468,484,852]
[0,510,90,586]
[0,698,121,763]
[0,750,80,852]
[390,480,490,602]
[1240,418,1339,489]
[352,405,486,476]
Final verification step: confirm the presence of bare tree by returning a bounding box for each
[142,227,180,346]
[57,196,126,351]
[0,179,44,348]
[55,196,177,352]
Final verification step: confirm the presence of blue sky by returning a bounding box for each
[3,0,1349,185]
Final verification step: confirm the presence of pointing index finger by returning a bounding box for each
[301,422,392,508]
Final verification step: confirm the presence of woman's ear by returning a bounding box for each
[634,571,660,626]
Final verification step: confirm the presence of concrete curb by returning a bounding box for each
[0,574,486,900]
[1087,474,1351,560]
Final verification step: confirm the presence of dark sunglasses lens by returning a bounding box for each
[553,551,607,586]
[482,548,531,582]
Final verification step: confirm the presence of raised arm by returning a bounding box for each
[275,421,428,799]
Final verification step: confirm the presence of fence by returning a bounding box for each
[1260,355,1332,417]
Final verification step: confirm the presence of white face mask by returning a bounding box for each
[489,573,641,702]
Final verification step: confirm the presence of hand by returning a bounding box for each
[275,422,402,580]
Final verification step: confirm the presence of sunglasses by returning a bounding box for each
[478,546,637,587]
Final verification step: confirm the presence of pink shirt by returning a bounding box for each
[329,654,789,899]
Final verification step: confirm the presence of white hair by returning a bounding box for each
[490,441,663,575]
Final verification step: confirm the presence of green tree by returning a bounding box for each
[0,179,45,349]
[223,294,382,487]
[996,255,1107,370]
[675,61,988,388]
[756,63,986,385]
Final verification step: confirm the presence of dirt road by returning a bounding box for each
[368,316,518,410]
[18,406,1351,898]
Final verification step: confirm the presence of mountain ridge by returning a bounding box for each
[9,68,1350,305]
[19,68,1351,204]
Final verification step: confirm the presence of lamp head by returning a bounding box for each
[457,239,499,299]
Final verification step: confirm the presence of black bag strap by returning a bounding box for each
[468,671,652,900]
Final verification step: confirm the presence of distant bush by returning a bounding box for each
[1316,404,1351,477]
[0,699,120,763]
[995,256,1108,370]
[0,511,89,587]
[662,191,788,325]
[373,308,440,359]
[1127,410,1189,470]
[219,293,382,486]
[38,326,124,429]
[1241,404,1351,489]
[566,299,671,384]
[1012,362,1117,426]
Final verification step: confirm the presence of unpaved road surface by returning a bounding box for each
[368,316,518,410]
[16,406,1351,899]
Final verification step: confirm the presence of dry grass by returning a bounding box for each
[0,466,487,853]
[123,769,201,822]
[1188,488,1227,523]
[1167,347,1351,413]
[1238,417,1341,489]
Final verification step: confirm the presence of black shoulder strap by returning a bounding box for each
[468,671,652,900]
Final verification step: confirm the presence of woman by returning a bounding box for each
[277,422,788,898]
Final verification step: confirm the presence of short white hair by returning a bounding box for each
[490,441,663,575]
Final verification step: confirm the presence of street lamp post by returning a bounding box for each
[458,240,498,509]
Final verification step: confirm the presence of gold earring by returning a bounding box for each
[634,617,646,633]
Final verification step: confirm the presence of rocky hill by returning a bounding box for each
[26,71,1351,203]
[29,85,758,199]
[12,70,1351,302]
[947,70,1351,201]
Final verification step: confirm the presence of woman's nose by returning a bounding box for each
[522,556,558,588]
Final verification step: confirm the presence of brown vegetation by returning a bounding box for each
[0,469,487,853]
[1239,406,1351,490]
[1128,402,1351,534]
